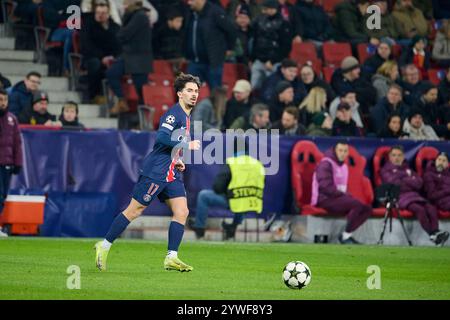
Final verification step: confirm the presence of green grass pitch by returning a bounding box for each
[1,238,450,300]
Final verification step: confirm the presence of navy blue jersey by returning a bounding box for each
[141,103,191,182]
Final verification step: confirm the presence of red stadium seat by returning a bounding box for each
[142,83,176,129]
[415,146,439,177]
[356,43,376,64]
[322,66,336,83]
[427,69,446,86]
[148,73,174,86]
[289,42,318,63]
[344,146,374,206]
[372,146,413,218]
[220,0,230,8]
[391,44,402,59]
[121,77,139,113]
[321,0,345,15]
[322,42,352,67]
[290,141,326,215]
[152,60,175,80]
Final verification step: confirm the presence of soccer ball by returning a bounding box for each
[282,261,311,289]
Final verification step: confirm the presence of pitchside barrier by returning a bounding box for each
[7,129,450,238]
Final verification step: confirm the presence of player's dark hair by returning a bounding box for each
[166,8,183,20]
[0,88,7,96]
[174,73,201,94]
[334,141,348,149]
[389,145,404,154]
[26,71,41,79]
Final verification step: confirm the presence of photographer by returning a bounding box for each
[380,146,449,246]
[424,153,450,212]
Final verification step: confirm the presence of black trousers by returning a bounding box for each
[0,166,12,214]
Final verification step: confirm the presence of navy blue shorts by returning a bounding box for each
[132,175,186,206]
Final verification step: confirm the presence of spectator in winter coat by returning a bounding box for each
[331,56,377,116]
[260,59,306,104]
[424,153,450,212]
[58,101,85,130]
[185,0,237,90]
[432,21,450,69]
[230,103,270,130]
[80,1,121,102]
[413,82,450,138]
[299,64,335,106]
[223,80,254,129]
[312,142,372,244]
[230,5,252,65]
[438,67,450,105]
[329,89,364,129]
[380,146,449,245]
[106,0,153,115]
[296,0,333,43]
[372,60,400,100]
[18,91,60,127]
[392,0,429,40]
[249,0,292,90]
[402,108,440,141]
[271,106,306,136]
[399,35,431,80]
[8,72,41,116]
[305,111,333,137]
[267,81,294,123]
[152,9,184,62]
[398,64,425,106]
[0,89,23,237]
[362,39,394,81]
[277,0,304,43]
[332,103,364,137]
[377,112,408,138]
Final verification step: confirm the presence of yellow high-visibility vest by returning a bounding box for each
[226,155,265,214]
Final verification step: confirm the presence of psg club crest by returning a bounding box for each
[143,194,152,202]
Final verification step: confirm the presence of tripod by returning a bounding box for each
[378,198,412,246]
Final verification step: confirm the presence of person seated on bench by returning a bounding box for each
[188,141,265,240]
[380,146,449,246]
[424,152,450,212]
[311,142,372,244]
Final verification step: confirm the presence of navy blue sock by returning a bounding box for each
[168,221,184,252]
[105,213,130,243]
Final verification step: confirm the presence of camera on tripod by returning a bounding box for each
[376,183,401,204]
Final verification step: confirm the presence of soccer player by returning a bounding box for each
[94,73,201,272]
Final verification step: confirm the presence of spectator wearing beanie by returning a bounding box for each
[413,82,450,138]
[332,103,364,137]
[306,111,332,137]
[223,79,255,129]
[399,35,431,80]
[231,5,252,65]
[403,108,440,140]
[268,81,294,123]
[261,58,307,104]
[18,91,59,126]
[331,56,377,116]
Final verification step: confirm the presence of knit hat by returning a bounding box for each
[420,81,436,95]
[233,79,252,93]
[341,56,360,73]
[32,91,49,105]
[408,108,423,122]
[312,112,326,126]
[236,4,251,17]
[262,0,278,9]
[379,37,395,48]
[275,81,293,95]
[411,35,427,47]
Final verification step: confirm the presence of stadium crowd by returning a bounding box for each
[0,0,448,138]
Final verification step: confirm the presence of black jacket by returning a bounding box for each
[184,2,237,68]
[414,97,450,138]
[18,107,56,125]
[399,79,425,107]
[268,98,291,123]
[370,97,411,134]
[438,78,450,105]
[279,2,303,39]
[223,96,254,129]
[260,67,307,104]
[153,24,184,60]
[362,53,389,80]
[213,165,232,195]
[296,0,333,41]
[332,118,364,137]
[250,12,292,63]
[118,8,153,74]
[80,13,121,61]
